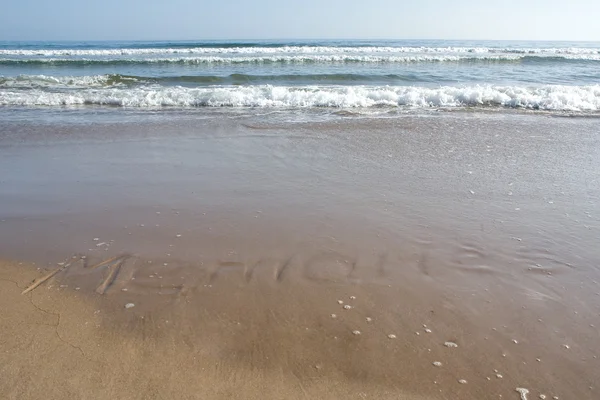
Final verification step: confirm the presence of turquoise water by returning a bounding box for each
[1,39,599,111]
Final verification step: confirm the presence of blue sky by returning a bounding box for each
[1,0,599,41]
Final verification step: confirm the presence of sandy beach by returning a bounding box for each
[1,112,599,399]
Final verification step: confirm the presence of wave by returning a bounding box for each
[0,73,425,88]
[0,74,142,88]
[1,46,599,56]
[1,84,599,111]
[3,54,600,66]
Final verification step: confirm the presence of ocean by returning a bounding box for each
[1,39,600,114]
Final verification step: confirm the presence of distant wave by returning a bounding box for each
[2,84,599,111]
[3,54,600,66]
[0,73,433,88]
[1,46,599,56]
[0,74,142,88]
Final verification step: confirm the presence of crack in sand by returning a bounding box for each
[26,294,90,361]
[2,279,90,360]
[0,278,20,287]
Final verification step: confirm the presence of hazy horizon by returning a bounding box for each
[2,38,600,43]
[1,0,598,42]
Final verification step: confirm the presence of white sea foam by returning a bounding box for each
[0,74,136,88]
[0,46,598,57]
[1,84,599,111]
[3,53,600,64]
[0,54,535,64]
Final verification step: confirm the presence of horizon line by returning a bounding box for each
[1,37,600,43]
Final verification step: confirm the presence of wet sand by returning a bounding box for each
[1,111,599,399]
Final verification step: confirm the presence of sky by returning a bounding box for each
[1,0,599,41]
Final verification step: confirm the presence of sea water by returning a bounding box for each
[1,39,599,114]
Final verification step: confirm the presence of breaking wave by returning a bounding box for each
[1,46,599,57]
[2,84,599,111]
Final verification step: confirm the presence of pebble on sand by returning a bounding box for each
[330,314,337,319]
[176,234,182,238]
[433,361,442,367]
[424,328,432,333]
[125,303,135,309]
[343,305,352,310]
[444,341,458,348]
[352,330,361,336]
[366,317,372,322]
[387,334,397,339]
[458,379,467,384]
[337,300,344,305]
[516,388,529,400]
[349,296,356,300]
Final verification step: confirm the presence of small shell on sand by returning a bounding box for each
[444,341,458,348]
[366,317,372,322]
[458,379,467,384]
[432,361,442,367]
[125,303,135,309]
[540,395,546,399]
[176,234,182,238]
[343,305,352,310]
[563,344,570,349]
[337,300,344,305]
[349,296,356,300]
[387,334,397,339]
[424,328,432,333]
[513,339,519,344]
[330,314,337,319]
[352,330,361,335]
[496,374,503,379]
[516,388,529,400]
